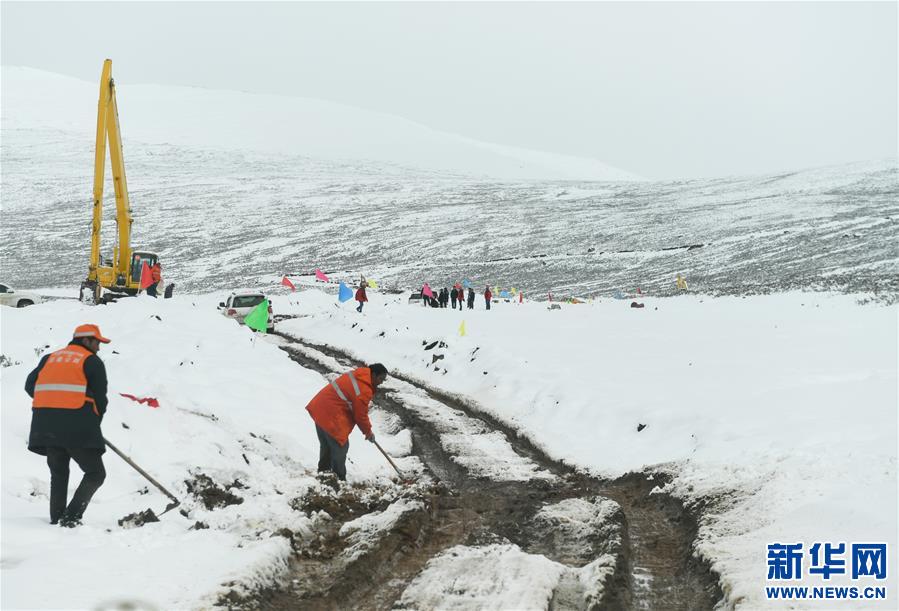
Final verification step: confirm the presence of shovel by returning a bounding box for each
[372,439,413,484]
[105,438,181,515]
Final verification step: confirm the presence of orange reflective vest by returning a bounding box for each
[306,368,374,446]
[32,345,94,411]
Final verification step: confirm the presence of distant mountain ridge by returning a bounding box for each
[0,66,640,181]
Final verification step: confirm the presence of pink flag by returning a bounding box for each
[422,284,434,298]
[315,269,329,282]
[281,276,296,291]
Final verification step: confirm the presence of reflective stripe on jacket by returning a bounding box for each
[32,345,93,410]
[306,367,374,446]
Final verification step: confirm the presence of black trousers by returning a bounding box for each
[46,447,106,523]
[146,282,159,297]
[485,298,491,310]
[316,425,349,481]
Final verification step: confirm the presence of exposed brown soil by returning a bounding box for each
[224,332,724,610]
[184,472,245,510]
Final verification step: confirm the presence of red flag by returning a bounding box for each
[139,262,153,289]
[119,393,160,408]
[314,269,330,282]
[281,276,296,291]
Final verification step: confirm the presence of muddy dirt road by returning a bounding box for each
[244,331,723,610]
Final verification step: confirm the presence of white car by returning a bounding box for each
[0,284,42,308]
[218,292,274,333]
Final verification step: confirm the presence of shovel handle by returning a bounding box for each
[372,439,404,478]
[104,438,180,504]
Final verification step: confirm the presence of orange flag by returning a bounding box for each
[281,276,296,291]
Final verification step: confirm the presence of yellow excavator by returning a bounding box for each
[80,59,158,303]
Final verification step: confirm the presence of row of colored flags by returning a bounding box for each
[280,270,378,294]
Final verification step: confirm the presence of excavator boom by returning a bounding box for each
[82,59,154,303]
[88,60,110,280]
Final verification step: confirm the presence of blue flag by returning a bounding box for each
[500,290,511,298]
[462,278,471,289]
[338,282,353,302]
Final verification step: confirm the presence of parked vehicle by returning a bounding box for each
[0,284,42,308]
[218,292,274,333]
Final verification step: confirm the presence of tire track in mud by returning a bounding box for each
[257,331,723,610]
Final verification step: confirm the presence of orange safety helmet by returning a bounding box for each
[72,324,111,343]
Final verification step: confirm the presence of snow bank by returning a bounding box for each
[277,288,898,609]
[398,543,568,609]
[0,294,400,609]
[339,497,425,562]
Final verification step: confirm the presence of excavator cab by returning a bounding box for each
[129,252,159,284]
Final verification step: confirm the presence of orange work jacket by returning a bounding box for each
[32,344,96,413]
[306,367,374,446]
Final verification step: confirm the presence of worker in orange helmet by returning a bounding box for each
[25,324,111,527]
[305,364,388,480]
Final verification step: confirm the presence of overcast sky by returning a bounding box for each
[2,1,896,179]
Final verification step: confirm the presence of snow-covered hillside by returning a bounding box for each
[1,67,639,182]
[2,67,896,299]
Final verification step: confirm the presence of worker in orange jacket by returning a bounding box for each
[25,324,111,527]
[306,364,388,480]
[147,262,162,297]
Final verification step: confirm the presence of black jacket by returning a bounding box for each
[25,342,109,454]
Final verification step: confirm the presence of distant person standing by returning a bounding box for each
[146,262,162,297]
[421,283,432,307]
[450,287,458,310]
[25,324,111,527]
[355,281,368,313]
[484,286,492,310]
[467,287,475,309]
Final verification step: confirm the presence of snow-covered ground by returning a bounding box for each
[1,63,896,611]
[0,294,406,609]
[275,284,897,609]
[1,283,895,609]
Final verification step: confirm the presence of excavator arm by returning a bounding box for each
[88,60,110,281]
[83,59,149,302]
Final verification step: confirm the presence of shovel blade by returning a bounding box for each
[158,500,181,516]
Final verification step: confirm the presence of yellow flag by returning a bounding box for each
[511,287,517,295]
[367,279,378,289]
[459,320,466,336]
